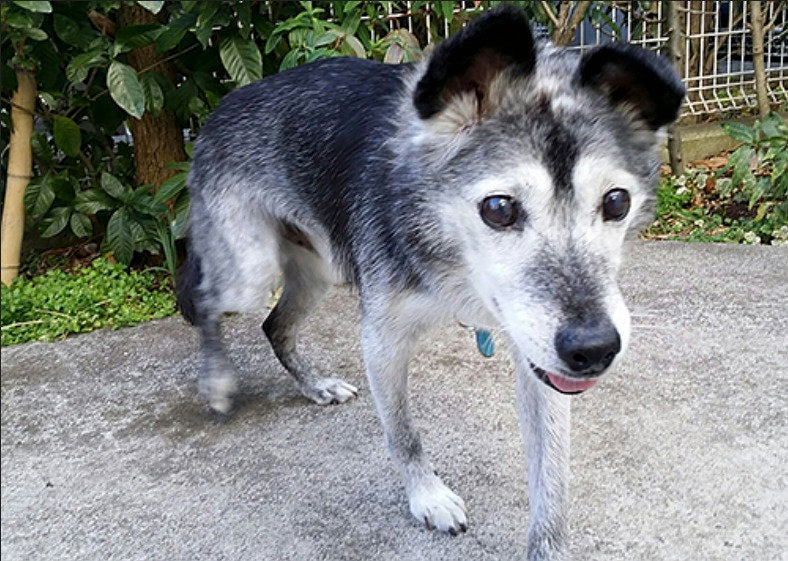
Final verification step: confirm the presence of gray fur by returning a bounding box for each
[177,7,683,558]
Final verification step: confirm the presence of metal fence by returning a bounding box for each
[372,1,788,120]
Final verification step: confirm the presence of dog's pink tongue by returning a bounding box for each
[547,372,598,393]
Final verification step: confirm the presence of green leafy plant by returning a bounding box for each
[719,112,787,240]
[1,257,176,346]
[643,115,787,245]
[643,170,736,242]
[265,2,365,70]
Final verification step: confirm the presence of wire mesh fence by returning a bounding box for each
[366,1,787,120]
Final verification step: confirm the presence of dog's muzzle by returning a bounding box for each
[531,316,621,394]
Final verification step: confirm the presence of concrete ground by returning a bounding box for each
[2,241,786,561]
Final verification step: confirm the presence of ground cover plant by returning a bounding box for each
[642,112,788,245]
[0,257,175,346]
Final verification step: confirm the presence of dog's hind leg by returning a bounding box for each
[196,311,239,416]
[361,295,468,535]
[262,242,358,405]
[177,249,239,416]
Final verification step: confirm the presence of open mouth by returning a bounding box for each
[529,362,599,395]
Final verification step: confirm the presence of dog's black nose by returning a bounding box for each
[555,318,621,374]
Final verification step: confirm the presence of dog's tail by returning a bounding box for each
[176,248,202,325]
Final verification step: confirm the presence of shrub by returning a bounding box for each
[718,112,787,243]
[643,113,787,245]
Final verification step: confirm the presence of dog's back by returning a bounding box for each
[196,60,407,265]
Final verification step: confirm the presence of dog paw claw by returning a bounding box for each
[409,474,467,535]
[302,377,358,405]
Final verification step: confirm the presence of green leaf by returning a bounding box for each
[5,11,34,29]
[759,112,787,141]
[50,173,77,202]
[113,24,163,56]
[107,61,145,119]
[53,14,82,47]
[194,2,219,48]
[105,209,135,265]
[129,183,156,208]
[31,131,54,163]
[128,213,153,243]
[13,1,52,13]
[236,1,251,39]
[70,212,93,238]
[25,28,48,41]
[264,32,282,55]
[66,50,108,83]
[340,33,366,58]
[219,35,262,86]
[153,172,187,205]
[155,13,196,54]
[315,32,338,48]
[437,1,455,19]
[40,206,72,238]
[755,201,771,222]
[52,116,82,157]
[729,146,755,187]
[343,1,362,14]
[748,178,769,209]
[171,194,190,240]
[24,176,55,217]
[101,172,129,201]
[136,0,164,14]
[279,49,301,71]
[141,72,164,116]
[73,189,118,214]
[722,122,757,145]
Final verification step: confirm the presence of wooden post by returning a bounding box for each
[665,0,685,175]
[1,70,37,286]
[749,0,770,119]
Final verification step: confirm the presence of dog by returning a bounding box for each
[176,6,684,559]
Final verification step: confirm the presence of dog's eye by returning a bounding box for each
[480,196,519,229]
[602,189,630,221]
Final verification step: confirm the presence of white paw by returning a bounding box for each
[199,373,237,415]
[408,474,468,535]
[302,377,358,405]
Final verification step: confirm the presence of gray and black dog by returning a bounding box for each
[177,6,684,559]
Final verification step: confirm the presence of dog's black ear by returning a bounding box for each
[413,6,535,121]
[577,43,685,129]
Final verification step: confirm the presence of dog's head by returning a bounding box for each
[406,6,684,393]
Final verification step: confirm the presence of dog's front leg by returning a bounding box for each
[515,357,572,561]
[361,307,468,534]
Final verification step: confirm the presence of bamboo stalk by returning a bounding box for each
[1,69,37,286]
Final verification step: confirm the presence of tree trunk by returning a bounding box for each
[117,3,185,190]
[1,70,37,286]
[541,1,593,46]
[749,1,770,119]
[666,0,685,175]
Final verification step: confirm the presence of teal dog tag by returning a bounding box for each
[474,329,494,357]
